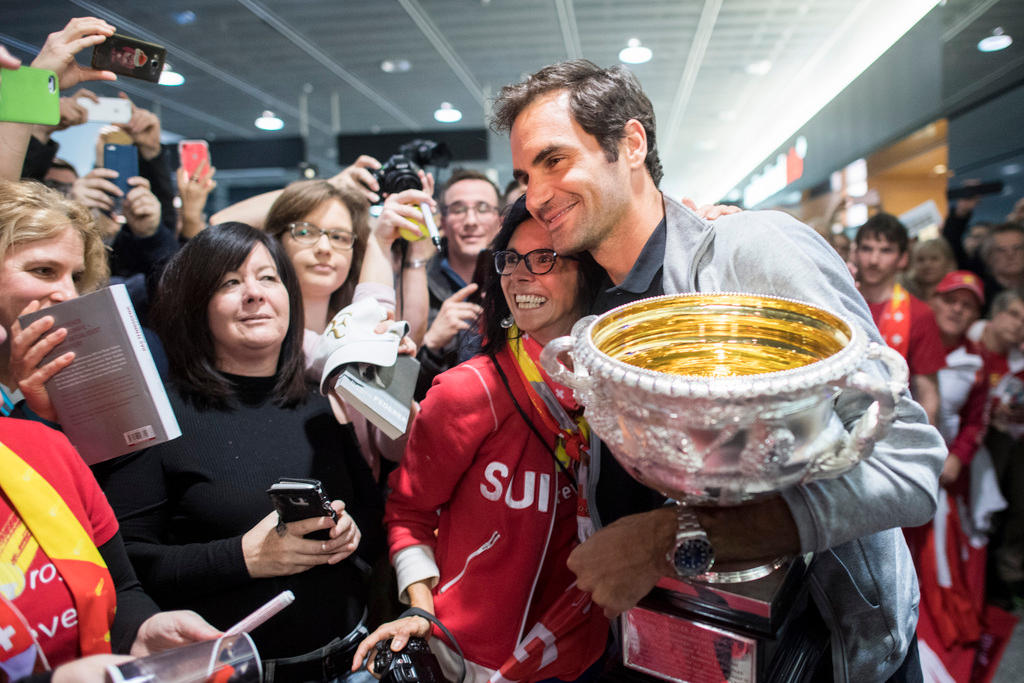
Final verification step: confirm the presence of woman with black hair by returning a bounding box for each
[353,196,608,682]
[94,223,384,682]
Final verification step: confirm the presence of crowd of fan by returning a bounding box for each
[3,14,1024,683]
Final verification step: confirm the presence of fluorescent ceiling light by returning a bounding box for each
[978,27,1012,52]
[671,0,942,204]
[255,110,284,131]
[619,38,653,65]
[745,59,773,75]
[159,64,185,86]
[434,102,462,123]
[381,59,411,73]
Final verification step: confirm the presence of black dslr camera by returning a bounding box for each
[372,139,452,199]
[373,636,448,683]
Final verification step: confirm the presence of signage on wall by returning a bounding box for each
[742,136,807,207]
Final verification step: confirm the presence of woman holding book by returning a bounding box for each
[0,179,108,421]
[0,178,220,680]
[352,196,609,682]
[94,222,384,681]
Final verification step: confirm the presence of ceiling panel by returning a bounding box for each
[0,0,1017,203]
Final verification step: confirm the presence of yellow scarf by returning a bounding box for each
[0,440,115,665]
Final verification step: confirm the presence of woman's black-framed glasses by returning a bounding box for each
[494,248,576,276]
[288,222,357,251]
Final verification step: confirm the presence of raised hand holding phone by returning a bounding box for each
[0,66,59,125]
[31,17,117,89]
[90,33,166,83]
[178,139,211,178]
[102,142,138,215]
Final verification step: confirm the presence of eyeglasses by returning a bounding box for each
[444,201,498,218]
[494,248,576,276]
[288,222,356,251]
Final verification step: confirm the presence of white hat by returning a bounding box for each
[310,297,409,395]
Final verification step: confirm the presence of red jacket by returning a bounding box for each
[386,341,603,676]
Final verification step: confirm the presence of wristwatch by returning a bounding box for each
[668,502,715,577]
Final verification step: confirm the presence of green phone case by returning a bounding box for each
[0,66,60,126]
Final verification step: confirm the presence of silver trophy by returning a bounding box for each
[541,293,908,682]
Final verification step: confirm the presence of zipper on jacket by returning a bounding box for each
[515,458,560,645]
[438,531,500,594]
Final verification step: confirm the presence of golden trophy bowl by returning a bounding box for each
[541,293,908,510]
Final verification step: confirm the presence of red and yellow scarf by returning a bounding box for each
[0,440,115,673]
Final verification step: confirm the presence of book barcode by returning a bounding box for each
[123,425,156,446]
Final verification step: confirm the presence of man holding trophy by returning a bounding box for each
[492,61,946,682]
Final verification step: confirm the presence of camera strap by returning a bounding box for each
[400,607,466,683]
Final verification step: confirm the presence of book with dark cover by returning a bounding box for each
[18,284,180,463]
[333,355,420,440]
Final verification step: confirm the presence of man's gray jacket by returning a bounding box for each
[652,196,945,681]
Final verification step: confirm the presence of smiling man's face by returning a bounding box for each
[510,90,633,256]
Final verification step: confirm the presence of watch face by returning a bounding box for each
[674,538,715,575]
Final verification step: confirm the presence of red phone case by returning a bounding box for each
[178,140,210,178]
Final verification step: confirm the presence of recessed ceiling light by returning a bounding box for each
[1003,163,1022,175]
[381,59,411,73]
[978,27,1013,52]
[745,59,773,75]
[932,164,948,175]
[159,63,185,86]
[173,10,196,25]
[255,110,284,131]
[619,38,652,65]
[434,102,462,124]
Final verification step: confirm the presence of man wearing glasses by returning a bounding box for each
[415,169,503,397]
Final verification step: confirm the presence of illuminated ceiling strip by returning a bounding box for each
[696,0,941,203]
[0,33,254,138]
[397,0,486,107]
[663,0,723,154]
[555,0,583,60]
[942,0,1002,42]
[69,0,332,134]
[236,0,420,130]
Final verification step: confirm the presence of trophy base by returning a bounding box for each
[691,557,787,584]
[606,556,830,683]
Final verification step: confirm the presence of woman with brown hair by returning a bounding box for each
[263,180,411,476]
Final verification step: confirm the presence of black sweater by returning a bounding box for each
[93,375,385,659]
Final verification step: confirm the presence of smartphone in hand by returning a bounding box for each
[267,478,338,541]
[0,66,59,125]
[468,248,493,305]
[91,33,166,83]
[78,96,132,124]
[178,139,210,178]
[102,143,139,214]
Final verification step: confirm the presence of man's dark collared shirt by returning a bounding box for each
[589,217,669,525]
[592,218,666,314]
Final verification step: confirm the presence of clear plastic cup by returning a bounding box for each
[106,632,262,683]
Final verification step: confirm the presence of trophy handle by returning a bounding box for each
[540,335,591,392]
[810,343,909,478]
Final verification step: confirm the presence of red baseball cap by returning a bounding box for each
[934,270,985,306]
